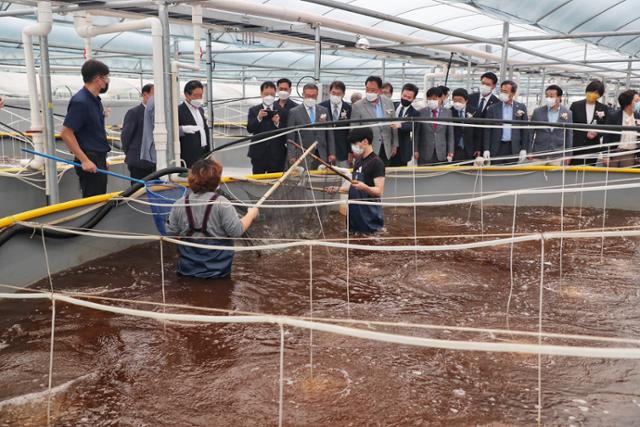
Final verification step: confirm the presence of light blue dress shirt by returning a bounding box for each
[502,102,513,141]
[374,100,384,118]
[547,106,560,123]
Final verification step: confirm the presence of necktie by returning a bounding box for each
[333,107,339,121]
[458,110,464,149]
[479,97,486,112]
[309,107,315,124]
[399,107,405,118]
[432,109,437,130]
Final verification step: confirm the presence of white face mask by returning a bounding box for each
[330,95,342,105]
[277,90,290,100]
[303,97,317,108]
[498,92,511,103]
[452,101,466,112]
[190,98,203,108]
[365,92,378,102]
[480,84,493,96]
[262,95,275,106]
[545,97,557,108]
[426,99,439,110]
[351,143,364,156]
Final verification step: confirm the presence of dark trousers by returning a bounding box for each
[379,144,390,165]
[570,157,598,166]
[181,146,208,168]
[251,157,285,175]
[417,152,440,165]
[128,164,156,181]
[492,142,513,164]
[453,148,473,162]
[74,151,108,198]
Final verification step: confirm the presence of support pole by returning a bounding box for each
[526,74,531,109]
[206,29,214,147]
[381,58,386,82]
[499,21,509,83]
[401,62,405,86]
[466,59,471,91]
[539,68,546,105]
[626,56,632,89]
[39,34,59,205]
[314,23,321,83]
[241,67,246,98]
[159,3,174,164]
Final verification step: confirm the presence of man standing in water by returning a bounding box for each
[328,127,386,233]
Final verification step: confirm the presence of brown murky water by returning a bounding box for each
[2,205,640,426]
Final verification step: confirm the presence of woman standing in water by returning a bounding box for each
[166,158,259,278]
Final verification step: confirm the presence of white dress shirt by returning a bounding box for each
[586,102,595,124]
[186,101,207,147]
[620,111,638,150]
[331,101,343,121]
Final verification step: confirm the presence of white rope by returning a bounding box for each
[159,238,167,330]
[117,174,640,210]
[2,291,639,358]
[308,245,314,378]
[466,168,480,224]
[506,193,518,329]
[46,299,55,427]
[600,148,611,262]
[3,283,639,345]
[411,121,419,268]
[278,323,285,427]
[20,221,640,254]
[480,166,485,239]
[345,199,351,316]
[537,239,545,426]
[559,130,567,285]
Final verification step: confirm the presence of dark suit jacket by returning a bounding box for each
[570,99,608,156]
[450,104,480,159]
[246,103,287,163]
[603,109,640,146]
[319,99,352,161]
[178,102,210,167]
[395,103,421,163]
[121,103,154,169]
[483,101,530,155]
[468,92,499,152]
[286,104,335,162]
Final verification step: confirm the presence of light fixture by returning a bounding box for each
[355,35,370,50]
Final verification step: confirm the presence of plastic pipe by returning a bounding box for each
[74,12,168,169]
[171,4,203,167]
[22,1,52,170]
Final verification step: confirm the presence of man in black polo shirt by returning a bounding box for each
[327,127,386,233]
[61,59,111,198]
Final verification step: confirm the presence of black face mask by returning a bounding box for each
[400,98,412,107]
[99,83,109,94]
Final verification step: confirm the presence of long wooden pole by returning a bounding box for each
[254,141,318,208]
[287,139,353,183]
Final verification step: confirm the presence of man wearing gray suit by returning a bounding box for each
[414,86,454,165]
[350,75,399,164]
[483,80,530,164]
[286,83,335,168]
[530,85,573,165]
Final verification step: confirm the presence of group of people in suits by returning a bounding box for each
[243,72,640,171]
[120,73,639,185]
[122,79,213,182]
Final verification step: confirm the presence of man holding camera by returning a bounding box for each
[246,80,288,174]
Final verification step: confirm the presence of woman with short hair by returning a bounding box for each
[166,158,259,278]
